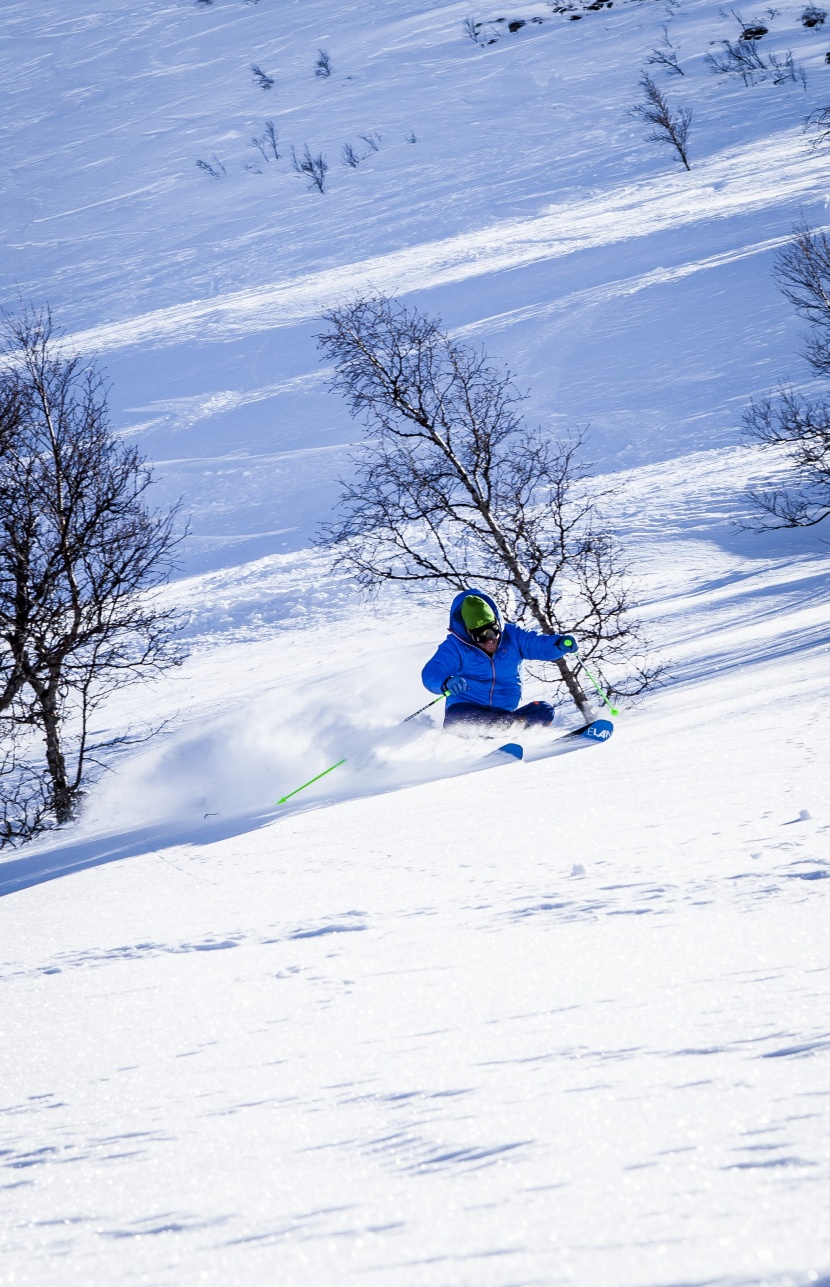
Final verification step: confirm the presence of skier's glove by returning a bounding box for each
[556,633,578,653]
[443,675,468,695]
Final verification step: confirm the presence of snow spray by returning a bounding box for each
[276,758,347,805]
[276,693,448,804]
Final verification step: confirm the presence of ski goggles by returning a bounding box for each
[470,622,501,643]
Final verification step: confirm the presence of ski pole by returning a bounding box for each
[276,693,449,804]
[400,692,448,724]
[276,758,347,805]
[578,662,619,717]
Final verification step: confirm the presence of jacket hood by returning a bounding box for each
[449,588,503,642]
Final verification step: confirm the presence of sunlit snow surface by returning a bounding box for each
[2,0,830,1284]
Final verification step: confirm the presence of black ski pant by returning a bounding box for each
[443,700,555,735]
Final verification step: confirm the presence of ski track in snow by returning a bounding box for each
[4,1,830,1285]
[65,131,827,354]
[2,689,829,1286]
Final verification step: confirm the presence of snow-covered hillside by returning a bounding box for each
[1,1,829,1284]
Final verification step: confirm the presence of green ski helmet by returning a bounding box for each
[460,595,497,633]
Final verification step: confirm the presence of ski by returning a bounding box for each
[522,717,614,762]
[462,721,611,776]
[481,741,524,766]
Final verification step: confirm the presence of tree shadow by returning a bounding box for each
[0,806,280,899]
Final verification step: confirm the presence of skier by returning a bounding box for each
[421,589,579,733]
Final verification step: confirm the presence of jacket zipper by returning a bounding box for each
[450,627,501,707]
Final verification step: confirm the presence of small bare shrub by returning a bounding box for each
[196,155,226,178]
[805,103,830,147]
[707,37,805,85]
[251,64,275,89]
[706,37,767,81]
[631,73,692,170]
[359,131,381,153]
[342,142,361,168]
[802,4,827,23]
[767,49,806,86]
[465,14,500,40]
[262,120,280,159]
[647,26,684,74]
[251,120,280,162]
[315,49,332,78]
[291,144,328,192]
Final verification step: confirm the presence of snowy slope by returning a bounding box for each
[5,0,830,566]
[2,1,830,1284]
[2,568,829,1287]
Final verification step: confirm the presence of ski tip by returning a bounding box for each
[581,719,614,741]
[497,742,524,760]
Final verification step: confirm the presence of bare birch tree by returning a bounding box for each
[742,225,830,527]
[646,27,685,75]
[291,144,328,192]
[317,296,659,716]
[0,308,185,842]
[631,73,692,170]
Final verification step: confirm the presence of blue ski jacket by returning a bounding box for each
[421,589,573,712]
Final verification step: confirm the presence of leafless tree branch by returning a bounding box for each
[316,296,661,714]
[646,26,685,74]
[631,73,692,170]
[773,223,830,377]
[0,306,187,840]
[743,389,830,527]
[742,226,830,528]
[291,144,328,193]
